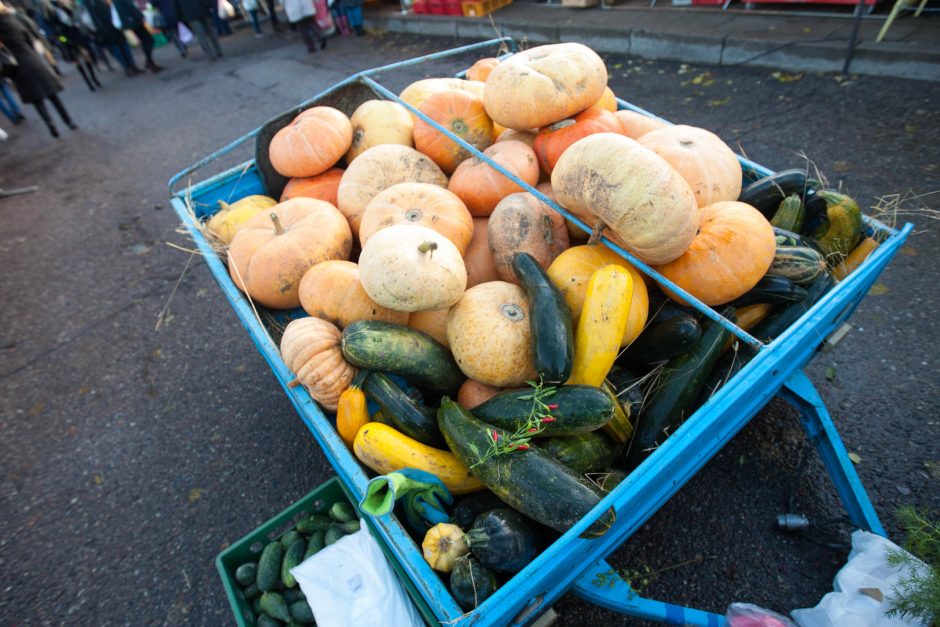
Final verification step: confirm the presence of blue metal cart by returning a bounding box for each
[169,38,913,626]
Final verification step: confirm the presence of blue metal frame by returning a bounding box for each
[168,38,912,626]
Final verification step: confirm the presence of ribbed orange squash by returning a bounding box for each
[656,201,776,306]
[269,107,352,178]
[593,86,617,112]
[359,183,473,254]
[414,90,494,174]
[298,260,409,328]
[448,141,539,217]
[613,110,669,140]
[464,218,499,288]
[466,58,499,82]
[399,78,486,113]
[280,168,345,205]
[488,192,569,284]
[280,317,356,411]
[228,198,352,309]
[346,100,414,164]
[533,108,623,175]
[638,125,742,207]
[408,308,451,348]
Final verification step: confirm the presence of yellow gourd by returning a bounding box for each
[353,422,484,495]
[206,195,277,243]
[833,237,879,281]
[336,374,369,450]
[568,266,633,387]
[422,523,470,573]
[722,303,773,355]
[600,383,634,444]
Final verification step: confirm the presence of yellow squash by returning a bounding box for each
[353,422,484,495]
[833,237,879,281]
[600,382,634,444]
[568,265,633,387]
[335,376,368,450]
[206,195,277,243]
[722,303,774,354]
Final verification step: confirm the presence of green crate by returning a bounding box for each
[216,476,437,626]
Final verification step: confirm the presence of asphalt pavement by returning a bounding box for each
[0,24,938,626]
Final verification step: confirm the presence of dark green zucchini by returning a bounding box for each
[766,246,827,285]
[699,350,749,410]
[542,431,618,474]
[363,372,443,447]
[512,252,574,384]
[770,194,805,233]
[438,399,615,538]
[342,320,464,393]
[739,169,814,218]
[450,556,498,611]
[624,307,735,469]
[646,292,700,324]
[604,366,646,421]
[621,314,702,366]
[471,385,615,437]
[465,508,537,573]
[453,491,506,531]
[749,271,835,344]
[730,275,807,308]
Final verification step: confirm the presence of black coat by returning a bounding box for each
[175,0,213,22]
[84,0,123,44]
[0,10,61,104]
[112,0,144,30]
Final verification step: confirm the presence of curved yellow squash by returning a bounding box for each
[568,265,633,388]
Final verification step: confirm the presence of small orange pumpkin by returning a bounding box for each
[464,217,500,288]
[280,317,357,411]
[533,107,623,175]
[298,260,409,328]
[456,379,506,410]
[466,58,499,83]
[656,201,776,306]
[399,78,486,113]
[408,308,451,348]
[593,86,617,112]
[280,168,345,205]
[614,110,669,140]
[488,192,569,284]
[413,90,494,174]
[447,141,540,217]
[359,183,474,254]
[269,107,353,178]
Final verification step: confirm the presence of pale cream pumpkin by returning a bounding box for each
[345,100,414,164]
[613,110,669,140]
[280,316,357,411]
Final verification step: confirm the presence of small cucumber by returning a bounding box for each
[303,530,325,559]
[324,525,345,546]
[295,515,331,534]
[329,502,356,523]
[338,519,361,534]
[259,591,291,622]
[243,583,261,600]
[256,613,280,627]
[280,530,303,549]
[289,600,316,624]
[256,541,284,592]
[235,562,257,587]
[283,588,306,604]
[281,538,305,588]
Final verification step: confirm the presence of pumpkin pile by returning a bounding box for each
[203,42,876,611]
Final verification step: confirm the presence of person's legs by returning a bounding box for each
[133,25,162,71]
[48,94,76,129]
[84,60,102,87]
[296,17,316,51]
[248,9,261,34]
[264,0,281,29]
[33,99,58,137]
[0,81,23,123]
[75,63,95,91]
[190,18,221,58]
[346,5,363,34]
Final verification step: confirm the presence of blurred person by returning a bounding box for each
[241,0,261,36]
[84,0,140,74]
[339,0,360,36]
[175,0,220,60]
[211,0,231,36]
[75,0,117,72]
[154,0,186,55]
[111,0,163,72]
[283,0,322,53]
[47,0,102,90]
[0,0,77,137]
[0,75,26,123]
[261,0,279,31]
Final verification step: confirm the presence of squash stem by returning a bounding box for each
[270,212,285,235]
[418,241,438,256]
[587,219,607,246]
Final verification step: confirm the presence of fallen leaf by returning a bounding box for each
[803,27,812,33]
[900,245,918,256]
[152,348,162,359]
[691,72,715,87]
[772,71,804,83]
[28,403,44,417]
[707,97,731,107]
[825,366,836,381]
[613,63,623,69]
[869,283,889,296]
[905,124,917,133]
[833,160,851,172]
[848,452,862,464]
[93,474,104,485]
[189,488,206,502]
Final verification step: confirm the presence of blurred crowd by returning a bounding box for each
[0,0,365,140]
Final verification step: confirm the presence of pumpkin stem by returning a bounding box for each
[217,200,232,212]
[270,212,285,235]
[587,219,607,246]
[287,379,301,389]
[418,241,438,257]
[548,119,576,131]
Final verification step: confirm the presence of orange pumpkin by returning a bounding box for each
[496,128,536,148]
[280,317,356,411]
[466,58,499,82]
[399,78,486,113]
[533,108,623,175]
[639,125,743,208]
[359,183,474,254]
[447,141,539,217]
[408,308,451,348]
[456,379,506,410]
[298,260,409,328]
[413,90,494,174]
[593,86,617,112]
[228,198,352,309]
[464,217,499,288]
[269,107,352,178]
[280,168,345,205]
[614,110,669,140]
[656,201,776,306]
[488,192,569,284]
[346,100,414,164]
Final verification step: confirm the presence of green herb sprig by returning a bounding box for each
[470,378,559,469]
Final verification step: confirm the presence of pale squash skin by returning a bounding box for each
[464,218,500,288]
[358,224,467,312]
[447,141,540,217]
[280,317,357,411]
[399,78,486,113]
[269,107,352,178]
[613,110,668,139]
[298,260,409,328]
[228,198,352,309]
[487,192,570,284]
[446,281,537,387]
[359,183,473,254]
[551,133,698,266]
[408,307,451,348]
[484,43,608,131]
[638,125,743,208]
[345,100,415,165]
[337,145,448,240]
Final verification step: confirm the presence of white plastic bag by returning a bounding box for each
[291,528,424,627]
[791,530,930,627]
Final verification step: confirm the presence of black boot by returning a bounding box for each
[355,26,365,36]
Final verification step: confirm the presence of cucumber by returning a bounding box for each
[471,384,615,437]
[465,509,537,573]
[739,169,814,218]
[512,252,574,383]
[542,431,619,474]
[338,520,361,534]
[279,530,302,549]
[289,600,315,624]
[252,597,263,616]
[621,314,701,366]
[730,275,807,308]
[243,583,261,600]
[453,491,506,531]
[281,539,305,588]
[362,372,443,447]
[766,245,826,285]
[770,194,804,233]
[438,399,615,538]
[303,530,325,559]
[450,555,498,611]
[235,562,257,587]
[625,307,735,469]
[256,614,281,627]
[256,541,284,592]
[260,591,291,622]
[329,501,356,523]
[295,514,331,534]
[283,588,305,604]
[803,189,863,260]
[749,272,834,343]
[341,320,464,393]
[324,525,345,546]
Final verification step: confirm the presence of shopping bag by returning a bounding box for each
[178,22,194,45]
[313,0,334,34]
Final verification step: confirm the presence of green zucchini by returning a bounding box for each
[295,514,331,534]
[303,531,325,559]
[337,520,361,534]
[471,385,615,437]
[465,508,537,573]
[329,501,356,523]
[749,272,835,343]
[739,169,814,218]
[235,562,257,587]
[770,194,805,233]
[803,189,863,261]
[341,320,464,393]
[625,307,735,469]
[289,600,315,624]
[450,555,498,611]
[243,583,261,600]
[766,245,826,285]
[512,252,574,383]
[362,371,443,447]
[259,592,291,622]
[621,314,702,366]
[542,431,619,474]
[730,275,807,308]
[438,399,615,538]
[256,541,284,592]
[281,539,305,588]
